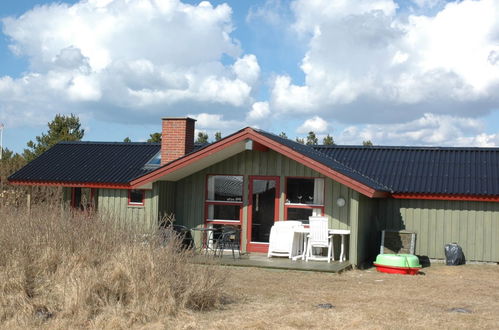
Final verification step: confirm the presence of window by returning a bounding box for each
[285,178,324,220]
[71,187,97,210]
[205,175,243,223]
[143,151,161,169]
[128,189,145,206]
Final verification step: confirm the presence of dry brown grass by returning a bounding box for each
[183,263,499,329]
[2,204,499,329]
[0,205,225,329]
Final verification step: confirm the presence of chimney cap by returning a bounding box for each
[161,117,197,122]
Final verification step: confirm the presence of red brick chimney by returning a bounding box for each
[161,117,196,165]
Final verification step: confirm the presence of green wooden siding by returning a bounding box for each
[97,188,157,232]
[348,191,359,266]
[157,181,176,220]
[62,187,72,205]
[357,195,380,266]
[166,150,355,252]
[377,199,499,262]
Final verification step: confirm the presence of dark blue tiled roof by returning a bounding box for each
[256,130,391,191]
[9,129,499,197]
[9,142,161,184]
[314,145,499,196]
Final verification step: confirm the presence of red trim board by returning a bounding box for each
[392,193,499,202]
[9,179,130,189]
[247,176,280,253]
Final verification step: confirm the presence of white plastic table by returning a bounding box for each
[291,227,351,262]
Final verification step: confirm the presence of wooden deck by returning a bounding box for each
[192,253,351,273]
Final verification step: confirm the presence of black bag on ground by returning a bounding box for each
[444,243,465,265]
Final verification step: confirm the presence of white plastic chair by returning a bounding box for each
[306,216,333,262]
[267,221,302,258]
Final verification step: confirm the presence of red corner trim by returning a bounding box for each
[392,193,499,202]
[9,180,130,189]
[131,127,386,198]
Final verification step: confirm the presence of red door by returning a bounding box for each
[247,176,280,253]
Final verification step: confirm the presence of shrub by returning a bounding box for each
[0,205,225,328]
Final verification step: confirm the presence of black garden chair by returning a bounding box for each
[215,225,241,259]
[158,223,194,250]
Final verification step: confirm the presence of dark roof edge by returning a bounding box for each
[254,129,392,192]
[58,141,161,145]
[314,145,499,151]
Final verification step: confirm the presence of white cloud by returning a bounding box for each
[187,113,241,130]
[338,113,499,147]
[291,0,397,35]
[297,115,328,134]
[0,0,260,128]
[233,54,260,86]
[246,101,270,122]
[411,0,444,9]
[246,0,288,25]
[270,0,499,125]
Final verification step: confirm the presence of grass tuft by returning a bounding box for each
[0,205,225,328]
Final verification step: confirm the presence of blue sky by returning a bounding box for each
[1,0,499,153]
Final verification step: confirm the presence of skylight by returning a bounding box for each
[143,151,161,169]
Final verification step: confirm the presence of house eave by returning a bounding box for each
[131,127,386,198]
[8,179,131,189]
[391,193,499,202]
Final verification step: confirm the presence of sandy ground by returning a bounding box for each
[173,263,499,329]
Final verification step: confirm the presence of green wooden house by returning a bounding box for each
[9,118,499,266]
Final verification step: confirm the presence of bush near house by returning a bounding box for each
[0,205,225,328]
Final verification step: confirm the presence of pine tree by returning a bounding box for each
[295,137,305,144]
[196,132,209,143]
[214,132,222,141]
[123,137,131,142]
[23,114,84,162]
[306,131,318,145]
[279,132,288,139]
[323,134,335,145]
[147,132,161,143]
[362,140,373,146]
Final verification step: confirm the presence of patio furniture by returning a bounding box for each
[158,224,194,250]
[172,225,194,249]
[215,225,241,259]
[329,229,350,262]
[267,221,303,258]
[190,226,220,255]
[291,227,351,262]
[291,225,309,260]
[306,216,333,263]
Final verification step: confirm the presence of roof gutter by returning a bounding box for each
[8,180,131,189]
[391,193,499,202]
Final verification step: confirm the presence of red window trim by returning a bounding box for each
[128,189,145,206]
[284,176,325,220]
[206,220,242,225]
[204,174,244,224]
[247,175,281,252]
